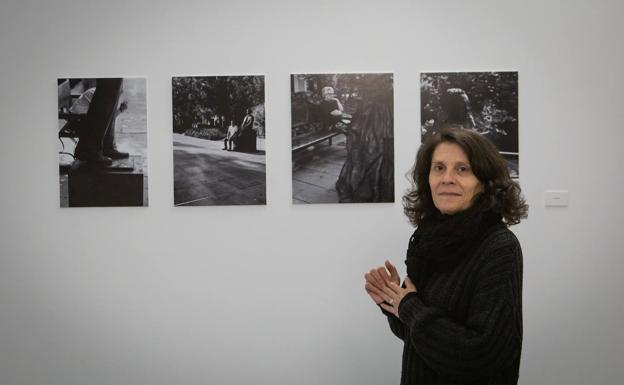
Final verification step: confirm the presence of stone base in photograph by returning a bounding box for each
[68,158,143,207]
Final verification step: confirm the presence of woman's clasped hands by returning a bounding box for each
[364,260,417,317]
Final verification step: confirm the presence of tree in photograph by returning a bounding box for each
[335,73,394,203]
[172,76,265,136]
[421,72,518,152]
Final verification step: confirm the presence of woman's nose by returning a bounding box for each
[441,170,455,184]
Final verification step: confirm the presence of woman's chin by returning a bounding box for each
[437,205,466,215]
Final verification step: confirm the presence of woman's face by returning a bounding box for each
[429,142,483,215]
[323,87,335,101]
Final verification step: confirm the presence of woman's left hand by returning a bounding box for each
[379,277,417,317]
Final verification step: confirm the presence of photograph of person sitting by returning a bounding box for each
[172,75,266,206]
[319,86,352,131]
[223,120,239,151]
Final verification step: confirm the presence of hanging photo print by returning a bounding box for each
[57,77,148,207]
[291,73,394,204]
[420,71,519,178]
[172,75,266,206]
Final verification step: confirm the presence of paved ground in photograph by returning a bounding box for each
[292,134,347,204]
[173,133,266,206]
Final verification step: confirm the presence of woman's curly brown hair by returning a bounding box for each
[403,127,528,227]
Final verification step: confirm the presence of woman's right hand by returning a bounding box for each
[364,260,401,305]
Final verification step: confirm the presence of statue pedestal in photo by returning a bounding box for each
[235,129,257,152]
[68,158,143,207]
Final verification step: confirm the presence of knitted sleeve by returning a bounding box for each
[397,232,523,379]
[380,306,406,340]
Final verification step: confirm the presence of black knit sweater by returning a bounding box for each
[384,226,523,385]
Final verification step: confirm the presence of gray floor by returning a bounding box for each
[173,133,266,206]
[292,134,347,204]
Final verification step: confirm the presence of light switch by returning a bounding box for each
[544,190,569,207]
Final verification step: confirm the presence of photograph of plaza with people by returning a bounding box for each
[172,75,266,206]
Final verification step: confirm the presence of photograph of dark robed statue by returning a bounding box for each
[421,71,519,178]
[290,73,394,204]
[172,75,266,206]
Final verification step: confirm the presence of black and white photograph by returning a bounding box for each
[172,75,266,206]
[57,77,148,207]
[421,71,519,177]
[291,73,394,204]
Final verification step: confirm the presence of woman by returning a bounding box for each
[365,127,528,384]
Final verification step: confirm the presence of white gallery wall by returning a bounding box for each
[1,0,623,384]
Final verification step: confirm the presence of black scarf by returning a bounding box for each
[406,197,503,288]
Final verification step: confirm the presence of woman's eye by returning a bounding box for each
[456,166,470,174]
[432,164,444,172]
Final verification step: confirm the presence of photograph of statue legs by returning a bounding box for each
[57,77,148,207]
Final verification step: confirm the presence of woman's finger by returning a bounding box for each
[371,268,388,288]
[385,260,400,285]
[365,282,385,297]
[376,266,391,285]
[365,285,384,304]
[365,282,383,296]
[367,269,380,284]
[366,287,385,304]
[365,271,378,286]
[365,271,384,291]
[367,283,395,304]
[388,281,404,295]
[379,302,395,315]
[382,284,400,301]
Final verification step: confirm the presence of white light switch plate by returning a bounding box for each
[544,190,569,207]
